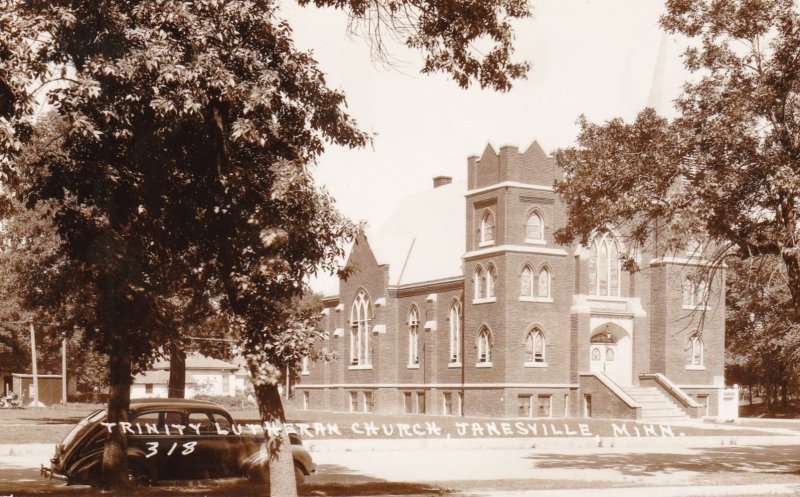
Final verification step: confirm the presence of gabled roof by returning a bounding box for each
[132,370,171,385]
[368,180,466,287]
[151,352,238,371]
[133,370,200,385]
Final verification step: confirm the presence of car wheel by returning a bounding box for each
[128,462,154,487]
[247,462,268,483]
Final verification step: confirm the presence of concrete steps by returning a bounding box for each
[623,386,690,421]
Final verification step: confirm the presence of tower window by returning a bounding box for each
[525,211,544,242]
[480,210,495,246]
[687,334,704,368]
[525,328,546,364]
[477,327,492,365]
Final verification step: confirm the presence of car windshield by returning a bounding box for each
[61,409,106,447]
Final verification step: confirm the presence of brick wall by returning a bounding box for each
[579,375,639,420]
[293,142,727,418]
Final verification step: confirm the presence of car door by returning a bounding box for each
[185,410,235,478]
[209,411,247,476]
[129,410,184,481]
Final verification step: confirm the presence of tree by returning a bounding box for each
[725,256,800,410]
[556,1,800,329]
[1,0,531,493]
[0,114,113,393]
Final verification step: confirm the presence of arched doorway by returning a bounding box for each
[589,322,631,385]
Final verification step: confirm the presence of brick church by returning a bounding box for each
[293,141,726,420]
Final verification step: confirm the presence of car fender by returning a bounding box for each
[241,446,312,475]
[66,447,156,484]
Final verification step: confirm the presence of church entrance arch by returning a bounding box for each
[589,322,631,385]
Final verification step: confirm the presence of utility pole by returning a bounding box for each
[285,365,290,401]
[62,338,67,404]
[29,321,39,407]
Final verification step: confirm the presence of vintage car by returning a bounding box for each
[41,398,315,486]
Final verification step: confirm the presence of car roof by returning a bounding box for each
[129,398,228,411]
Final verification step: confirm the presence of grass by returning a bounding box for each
[0,404,784,445]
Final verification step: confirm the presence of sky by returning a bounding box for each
[279,0,692,290]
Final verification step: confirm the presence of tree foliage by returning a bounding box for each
[556,0,800,317]
[1,0,529,493]
[299,0,531,91]
[726,256,800,409]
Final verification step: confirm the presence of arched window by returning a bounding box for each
[486,264,497,298]
[480,210,495,245]
[449,301,461,363]
[473,265,485,300]
[408,305,419,366]
[537,266,551,298]
[477,327,492,364]
[682,277,694,307]
[525,211,544,241]
[525,328,546,364]
[350,290,372,366]
[695,279,707,306]
[520,264,534,297]
[687,334,703,367]
[682,276,708,308]
[588,232,621,297]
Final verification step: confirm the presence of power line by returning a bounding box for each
[185,336,237,343]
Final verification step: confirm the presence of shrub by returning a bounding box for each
[192,394,256,409]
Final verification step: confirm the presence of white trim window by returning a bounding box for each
[477,327,492,365]
[687,334,704,369]
[537,266,551,298]
[480,210,496,246]
[486,264,497,299]
[408,305,420,367]
[300,356,310,375]
[350,290,372,366]
[588,232,621,297]
[473,265,485,300]
[443,392,454,415]
[363,391,374,413]
[525,211,544,242]
[683,277,708,309]
[449,301,461,364]
[520,264,534,297]
[525,328,546,365]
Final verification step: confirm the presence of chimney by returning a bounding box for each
[433,175,453,188]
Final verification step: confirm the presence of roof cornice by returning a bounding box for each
[466,181,554,197]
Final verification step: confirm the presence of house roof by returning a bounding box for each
[151,352,238,371]
[132,370,171,385]
[133,370,200,385]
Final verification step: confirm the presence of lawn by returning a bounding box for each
[0,403,784,445]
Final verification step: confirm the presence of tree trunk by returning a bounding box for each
[748,385,753,406]
[781,381,788,408]
[100,351,131,489]
[255,381,297,497]
[766,383,772,410]
[168,342,186,398]
[782,252,800,321]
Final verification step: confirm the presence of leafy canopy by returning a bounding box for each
[556,0,800,299]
